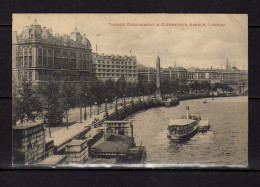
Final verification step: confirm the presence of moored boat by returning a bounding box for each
[164,96,179,107]
[88,121,146,164]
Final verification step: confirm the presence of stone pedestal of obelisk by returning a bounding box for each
[155,56,162,101]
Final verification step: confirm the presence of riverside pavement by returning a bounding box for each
[45,96,151,148]
[45,104,126,148]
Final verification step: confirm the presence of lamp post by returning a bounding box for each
[80,96,82,123]
[43,97,46,124]
[115,96,118,118]
[123,95,126,107]
[90,104,92,118]
[95,101,99,115]
[131,93,134,108]
[115,96,118,110]
[84,94,87,120]
[105,98,108,119]
[123,95,127,114]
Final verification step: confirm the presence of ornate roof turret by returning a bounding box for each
[15,20,92,49]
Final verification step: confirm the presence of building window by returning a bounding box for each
[23,57,27,67]
[18,71,21,80]
[29,57,32,67]
[43,58,46,67]
[24,72,27,81]
[29,72,32,81]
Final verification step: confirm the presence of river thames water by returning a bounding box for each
[127,96,248,167]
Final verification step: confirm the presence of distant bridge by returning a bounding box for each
[228,81,248,95]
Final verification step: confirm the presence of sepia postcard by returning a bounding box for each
[12,14,248,168]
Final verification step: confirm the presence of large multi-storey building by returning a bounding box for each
[186,65,248,94]
[92,53,138,82]
[138,65,188,84]
[165,67,188,83]
[12,20,93,85]
[187,67,248,84]
[187,68,207,83]
[138,66,156,84]
[138,60,248,94]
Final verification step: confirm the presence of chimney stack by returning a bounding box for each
[186,106,190,119]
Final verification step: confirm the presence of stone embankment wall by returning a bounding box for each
[96,100,163,123]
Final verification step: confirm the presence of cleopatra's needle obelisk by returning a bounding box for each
[155,56,162,101]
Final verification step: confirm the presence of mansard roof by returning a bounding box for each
[92,52,136,61]
[15,22,91,49]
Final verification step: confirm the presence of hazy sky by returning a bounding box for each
[13,14,248,70]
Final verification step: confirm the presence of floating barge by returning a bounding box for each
[89,121,146,164]
[198,120,210,132]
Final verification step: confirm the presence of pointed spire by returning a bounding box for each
[73,17,79,33]
[75,17,77,30]
[32,18,39,25]
[226,58,229,70]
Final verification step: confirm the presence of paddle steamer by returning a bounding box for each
[167,106,201,142]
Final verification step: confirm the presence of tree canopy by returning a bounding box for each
[13,80,42,124]
[13,77,234,126]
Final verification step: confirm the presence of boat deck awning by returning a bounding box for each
[169,119,196,126]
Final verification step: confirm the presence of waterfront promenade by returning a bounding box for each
[45,96,150,149]
[46,105,124,148]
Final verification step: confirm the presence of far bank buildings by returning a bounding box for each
[12,21,248,94]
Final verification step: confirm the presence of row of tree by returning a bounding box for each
[12,77,233,127]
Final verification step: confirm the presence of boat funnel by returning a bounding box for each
[130,121,133,138]
[186,106,189,119]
